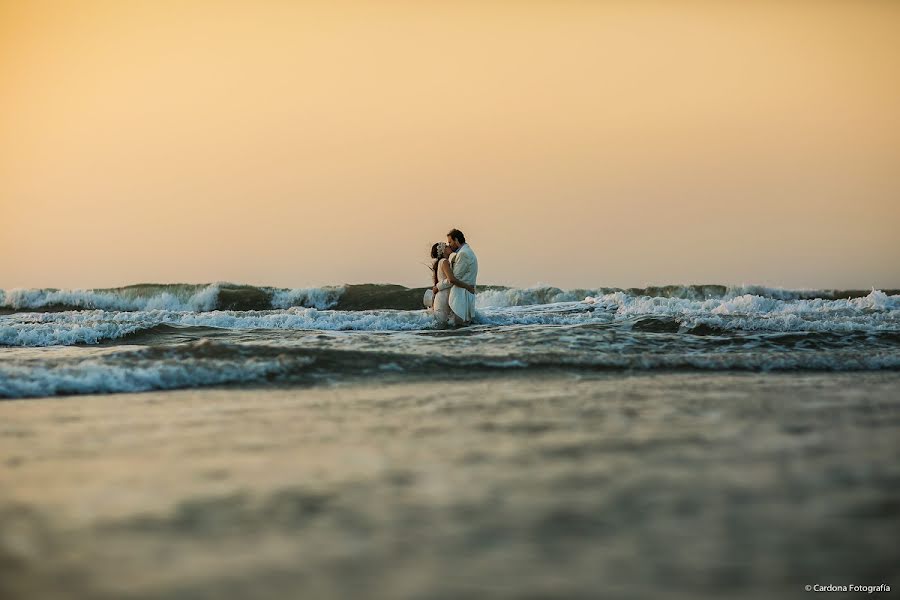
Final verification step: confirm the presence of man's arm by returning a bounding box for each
[442,258,475,294]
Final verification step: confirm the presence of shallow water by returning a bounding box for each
[2,373,898,599]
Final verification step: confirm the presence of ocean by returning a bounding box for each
[2,283,899,598]
[2,282,899,397]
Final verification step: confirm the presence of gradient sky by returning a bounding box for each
[2,0,899,290]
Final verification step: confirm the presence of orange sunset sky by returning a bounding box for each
[2,0,899,290]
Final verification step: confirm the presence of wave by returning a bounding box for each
[0,307,437,347]
[587,289,900,334]
[0,341,293,398]
[0,283,344,313]
[3,338,899,398]
[3,282,898,314]
[474,284,900,307]
[1,289,899,347]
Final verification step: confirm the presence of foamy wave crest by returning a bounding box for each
[0,307,437,347]
[0,283,345,313]
[587,289,900,332]
[4,282,897,313]
[173,307,434,333]
[0,344,291,398]
[0,319,153,347]
[270,286,343,309]
[473,284,892,309]
[476,286,596,308]
[0,285,221,312]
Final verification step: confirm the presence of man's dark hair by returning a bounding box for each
[447,229,466,244]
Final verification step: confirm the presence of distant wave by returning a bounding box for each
[585,289,900,333]
[475,284,900,306]
[0,283,344,313]
[2,282,897,314]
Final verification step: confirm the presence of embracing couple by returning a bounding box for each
[424,228,478,327]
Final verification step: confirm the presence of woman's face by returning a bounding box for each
[442,245,452,259]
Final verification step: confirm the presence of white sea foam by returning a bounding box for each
[0,356,287,398]
[476,287,592,308]
[586,289,900,333]
[0,283,347,312]
[0,307,438,347]
[719,285,829,300]
[0,320,150,347]
[169,307,436,332]
[479,284,866,307]
[270,286,344,309]
[0,285,222,312]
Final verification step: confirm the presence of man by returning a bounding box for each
[442,228,478,324]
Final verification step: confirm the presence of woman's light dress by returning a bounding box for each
[423,258,454,326]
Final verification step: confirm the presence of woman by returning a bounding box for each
[423,242,459,326]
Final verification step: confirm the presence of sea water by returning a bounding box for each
[1,284,898,598]
[2,283,899,397]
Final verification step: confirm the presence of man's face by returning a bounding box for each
[447,236,460,251]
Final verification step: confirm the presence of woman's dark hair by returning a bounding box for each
[430,243,441,280]
[447,229,465,244]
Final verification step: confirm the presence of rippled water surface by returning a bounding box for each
[2,373,898,599]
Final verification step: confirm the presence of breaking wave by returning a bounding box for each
[3,334,899,399]
[3,282,897,314]
[0,341,294,398]
[2,282,898,397]
[1,289,898,348]
[0,283,344,313]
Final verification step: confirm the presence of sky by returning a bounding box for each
[2,0,899,290]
